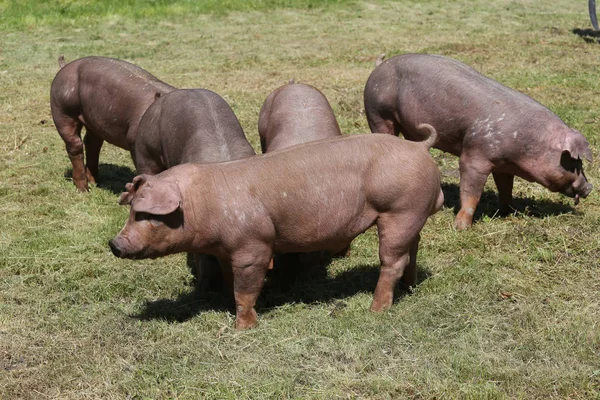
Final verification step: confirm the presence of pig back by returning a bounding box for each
[134,88,255,173]
[259,83,342,152]
[367,54,553,156]
[198,134,439,250]
[52,56,175,150]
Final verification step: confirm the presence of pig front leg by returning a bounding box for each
[455,155,492,230]
[188,253,226,293]
[83,131,104,185]
[230,250,272,330]
[492,172,515,216]
[371,214,419,311]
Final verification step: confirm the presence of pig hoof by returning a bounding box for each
[454,221,471,230]
[235,309,257,330]
[498,204,514,216]
[454,214,473,230]
[75,182,90,192]
[235,317,257,330]
[370,299,392,312]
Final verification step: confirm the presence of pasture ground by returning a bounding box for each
[1,0,599,398]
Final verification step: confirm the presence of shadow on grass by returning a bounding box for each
[64,163,136,195]
[133,262,432,323]
[572,28,600,43]
[441,182,575,223]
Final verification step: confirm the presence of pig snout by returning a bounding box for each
[562,179,592,206]
[579,182,593,198]
[108,235,144,259]
[576,182,593,205]
[108,239,123,258]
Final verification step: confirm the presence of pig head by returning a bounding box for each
[109,175,188,260]
[364,53,594,229]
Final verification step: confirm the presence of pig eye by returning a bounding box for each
[135,212,163,227]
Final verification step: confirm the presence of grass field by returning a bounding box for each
[1,0,600,398]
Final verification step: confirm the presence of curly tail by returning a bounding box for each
[417,123,438,149]
[58,55,66,69]
[375,53,386,67]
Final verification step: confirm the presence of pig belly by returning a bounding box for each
[271,202,377,253]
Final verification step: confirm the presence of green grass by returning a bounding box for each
[1,0,600,398]
[0,0,356,29]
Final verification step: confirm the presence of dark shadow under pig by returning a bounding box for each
[132,88,256,293]
[50,56,175,192]
[109,134,444,329]
[364,53,593,229]
[258,82,343,287]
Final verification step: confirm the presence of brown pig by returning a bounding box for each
[133,88,256,292]
[109,134,444,329]
[258,82,343,283]
[258,82,342,152]
[364,53,593,229]
[134,88,255,173]
[50,56,175,192]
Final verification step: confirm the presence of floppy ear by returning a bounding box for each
[118,175,148,205]
[131,180,182,215]
[564,130,593,163]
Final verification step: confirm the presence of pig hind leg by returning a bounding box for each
[132,143,166,175]
[371,214,421,312]
[455,155,492,230]
[366,109,399,136]
[492,172,515,216]
[400,233,420,288]
[83,131,104,185]
[54,115,88,192]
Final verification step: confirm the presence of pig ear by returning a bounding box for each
[564,131,593,163]
[118,175,148,206]
[131,180,182,215]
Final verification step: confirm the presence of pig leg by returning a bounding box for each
[366,111,398,136]
[83,132,103,185]
[399,234,420,288]
[132,144,166,175]
[54,115,88,192]
[189,253,225,293]
[231,251,271,330]
[371,215,417,311]
[455,156,492,230]
[492,172,514,216]
[220,258,235,296]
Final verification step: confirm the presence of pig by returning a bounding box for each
[133,88,255,173]
[50,56,175,192]
[364,53,593,229]
[109,134,444,329]
[258,82,342,152]
[133,88,256,292]
[258,82,344,285]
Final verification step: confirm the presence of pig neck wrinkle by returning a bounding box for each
[184,176,218,248]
